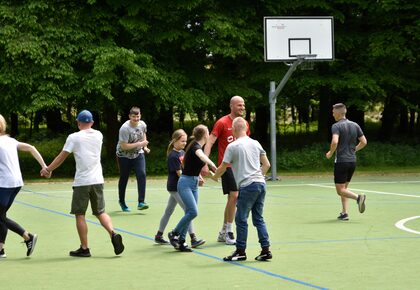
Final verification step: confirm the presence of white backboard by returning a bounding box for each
[264,16,334,62]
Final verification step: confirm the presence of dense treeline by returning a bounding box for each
[0,0,419,160]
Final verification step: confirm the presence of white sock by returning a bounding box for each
[220,223,227,233]
[226,223,233,233]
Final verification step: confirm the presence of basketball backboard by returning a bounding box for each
[264,16,334,62]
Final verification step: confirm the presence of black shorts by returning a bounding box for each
[334,162,356,184]
[221,167,238,195]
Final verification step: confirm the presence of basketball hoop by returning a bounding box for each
[297,54,317,70]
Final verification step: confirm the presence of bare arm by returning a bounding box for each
[326,134,339,159]
[211,162,229,180]
[195,149,217,172]
[46,151,71,172]
[120,139,149,151]
[260,154,271,176]
[17,142,47,168]
[356,135,367,152]
[201,134,217,176]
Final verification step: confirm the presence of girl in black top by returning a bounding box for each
[168,125,217,252]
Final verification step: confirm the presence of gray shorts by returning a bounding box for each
[71,184,105,215]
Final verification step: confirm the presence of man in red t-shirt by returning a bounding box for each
[202,96,250,245]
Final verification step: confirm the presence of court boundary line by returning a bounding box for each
[395,216,420,235]
[14,198,328,290]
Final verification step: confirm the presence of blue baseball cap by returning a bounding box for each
[76,110,93,123]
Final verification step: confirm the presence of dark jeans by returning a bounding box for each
[235,182,270,250]
[117,154,146,203]
[0,187,26,243]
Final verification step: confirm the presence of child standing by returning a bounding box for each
[155,129,205,248]
[168,125,217,252]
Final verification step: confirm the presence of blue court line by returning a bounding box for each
[15,198,328,290]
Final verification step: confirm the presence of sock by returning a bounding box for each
[220,223,227,233]
[189,233,196,240]
[156,231,163,237]
[226,223,233,233]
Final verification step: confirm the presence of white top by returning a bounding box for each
[223,136,266,188]
[0,135,24,188]
[63,129,104,186]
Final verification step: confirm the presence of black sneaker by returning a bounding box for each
[111,233,124,255]
[168,231,180,249]
[337,213,349,221]
[223,250,247,261]
[155,235,170,245]
[255,251,273,261]
[25,233,38,256]
[191,238,205,248]
[357,194,366,213]
[177,240,192,252]
[0,248,6,258]
[69,246,91,257]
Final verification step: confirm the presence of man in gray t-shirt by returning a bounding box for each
[212,117,272,262]
[326,103,368,221]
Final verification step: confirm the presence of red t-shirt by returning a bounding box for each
[211,114,250,165]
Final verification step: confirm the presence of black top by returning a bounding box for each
[166,149,184,191]
[182,141,205,176]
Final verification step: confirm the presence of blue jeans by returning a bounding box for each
[174,175,199,241]
[235,182,270,250]
[117,154,146,203]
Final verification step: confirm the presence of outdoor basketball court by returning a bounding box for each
[3,174,420,289]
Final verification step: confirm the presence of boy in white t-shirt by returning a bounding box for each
[41,110,124,257]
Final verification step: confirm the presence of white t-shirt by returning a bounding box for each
[0,135,24,188]
[223,136,266,188]
[63,129,104,186]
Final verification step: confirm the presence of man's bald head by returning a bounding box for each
[229,96,246,118]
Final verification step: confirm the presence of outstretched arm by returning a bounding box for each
[41,151,70,177]
[17,142,48,169]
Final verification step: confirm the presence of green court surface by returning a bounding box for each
[2,174,420,290]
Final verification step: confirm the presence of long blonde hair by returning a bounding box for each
[167,129,187,156]
[0,114,7,135]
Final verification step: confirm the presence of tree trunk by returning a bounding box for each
[379,95,400,141]
[254,104,269,145]
[10,113,18,137]
[103,103,119,159]
[317,89,332,142]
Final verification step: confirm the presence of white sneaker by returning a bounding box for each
[225,232,236,245]
[217,231,226,242]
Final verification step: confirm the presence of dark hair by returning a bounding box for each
[167,129,187,156]
[129,106,141,115]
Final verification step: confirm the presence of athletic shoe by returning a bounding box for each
[191,238,206,248]
[0,249,6,258]
[217,231,226,242]
[223,250,247,261]
[168,231,180,249]
[155,235,170,245]
[137,202,149,210]
[177,240,192,252]
[255,251,273,261]
[357,194,366,213]
[111,233,124,255]
[119,201,130,212]
[25,233,38,256]
[69,246,91,257]
[225,232,236,245]
[337,213,349,221]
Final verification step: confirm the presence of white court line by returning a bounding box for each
[267,180,420,187]
[307,184,420,199]
[395,216,420,235]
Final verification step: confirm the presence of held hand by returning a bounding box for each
[40,167,52,178]
[200,164,209,177]
[140,140,149,148]
[209,171,218,182]
[198,175,205,186]
[208,164,217,173]
[144,146,150,154]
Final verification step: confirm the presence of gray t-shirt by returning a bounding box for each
[116,120,147,159]
[223,136,266,188]
[331,118,364,163]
